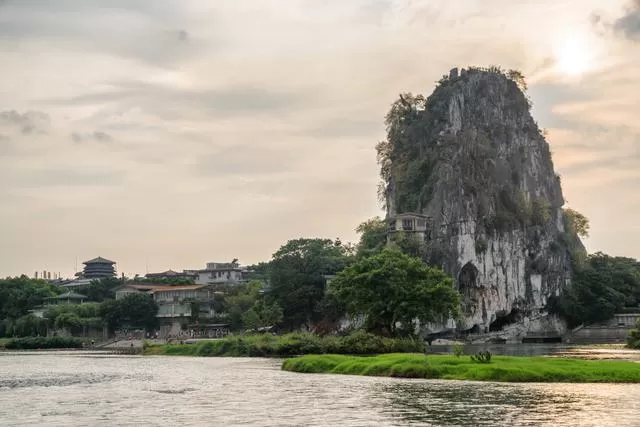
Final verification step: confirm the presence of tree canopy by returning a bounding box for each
[550,252,640,327]
[330,248,460,336]
[267,238,353,330]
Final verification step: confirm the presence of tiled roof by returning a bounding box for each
[83,256,116,265]
[150,285,208,292]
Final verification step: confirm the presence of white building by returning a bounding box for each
[192,259,247,285]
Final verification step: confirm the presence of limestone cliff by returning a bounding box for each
[379,66,584,337]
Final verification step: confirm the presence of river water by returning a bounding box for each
[0,351,639,426]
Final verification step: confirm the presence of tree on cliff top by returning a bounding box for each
[330,248,460,336]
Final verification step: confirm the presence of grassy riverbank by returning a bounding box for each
[144,332,425,357]
[281,353,640,383]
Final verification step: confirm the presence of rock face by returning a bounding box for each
[379,67,583,336]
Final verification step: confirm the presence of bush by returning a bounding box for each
[628,320,640,349]
[453,343,464,357]
[470,350,492,364]
[4,336,84,350]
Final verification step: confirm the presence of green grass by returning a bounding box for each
[281,353,640,383]
[144,331,425,357]
[0,338,11,348]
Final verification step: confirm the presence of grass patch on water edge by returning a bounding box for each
[144,332,425,357]
[281,353,640,383]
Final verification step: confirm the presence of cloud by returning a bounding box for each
[0,110,50,134]
[71,131,113,143]
[6,168,124,188]
[614,0,640,40]
[591,0,640,41]
[43,81,315,121]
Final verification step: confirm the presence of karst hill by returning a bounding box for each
[380,66,585,337]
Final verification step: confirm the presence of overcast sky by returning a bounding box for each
[1,0,638,278]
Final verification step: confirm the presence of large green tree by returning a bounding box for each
[330,248,460,336]
[99,294,158,331]
[551,252,640,327]
[267,238,353,330]
[0,276,60,321]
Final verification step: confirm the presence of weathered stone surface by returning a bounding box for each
[381,67,583,337]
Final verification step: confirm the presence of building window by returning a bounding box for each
[388,220,396,231]
[402,219,414,230]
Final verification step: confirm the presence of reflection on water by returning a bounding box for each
[0,352,639,426]
[378,381,640,426]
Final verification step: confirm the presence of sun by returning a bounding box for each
[553,33,593,77]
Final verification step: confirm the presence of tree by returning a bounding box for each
[0,276,59,321]
[355,217,387,258]
[267,238,352,330]
[550,252,640,327]
[564,208,590,238]
[330,248,460,336]
[83,277,122,302]
[99,294,158,331]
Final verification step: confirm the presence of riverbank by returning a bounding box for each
[0,336,84,350]
[144,332,425,357]
[281,353,640,383]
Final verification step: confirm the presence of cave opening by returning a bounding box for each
[458,262,479,292]
[489,309,522,332]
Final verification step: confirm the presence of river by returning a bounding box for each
[0,351,639,426]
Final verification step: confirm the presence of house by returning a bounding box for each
[192,259,248,286]
[114,282,217,337]
[387,212,432,233]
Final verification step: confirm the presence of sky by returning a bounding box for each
[0,0,639,278]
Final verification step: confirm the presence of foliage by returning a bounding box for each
[242,300,284,331]
[550,252,640,327]
[134,277,195,285]
[82,277,123,302]
[355,217,388,258]
[267,238,353,330]
[0,276,60,321]
[282,353,640,383]
[563,208,590,238]
[470,350,492,363]
[628,319,640,349]
[144,331,425,357]
[452,343,464,357]
[99,293,158,331]
[330,248,460,336]
[1,314,48,338]
[4,336,83,349]
[474,238,488,255]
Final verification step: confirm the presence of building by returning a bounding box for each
[387,212,432,234]
[77,256,116,279]
[44,291,89,306]
[114,283,217,337]
[193,259,247,285]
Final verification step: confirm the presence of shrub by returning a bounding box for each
[452,343,464,357]
[4,336,83,350]
[628,320,640,349]
[470,350,492,364]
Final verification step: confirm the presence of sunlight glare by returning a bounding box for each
[553,33,593,77]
